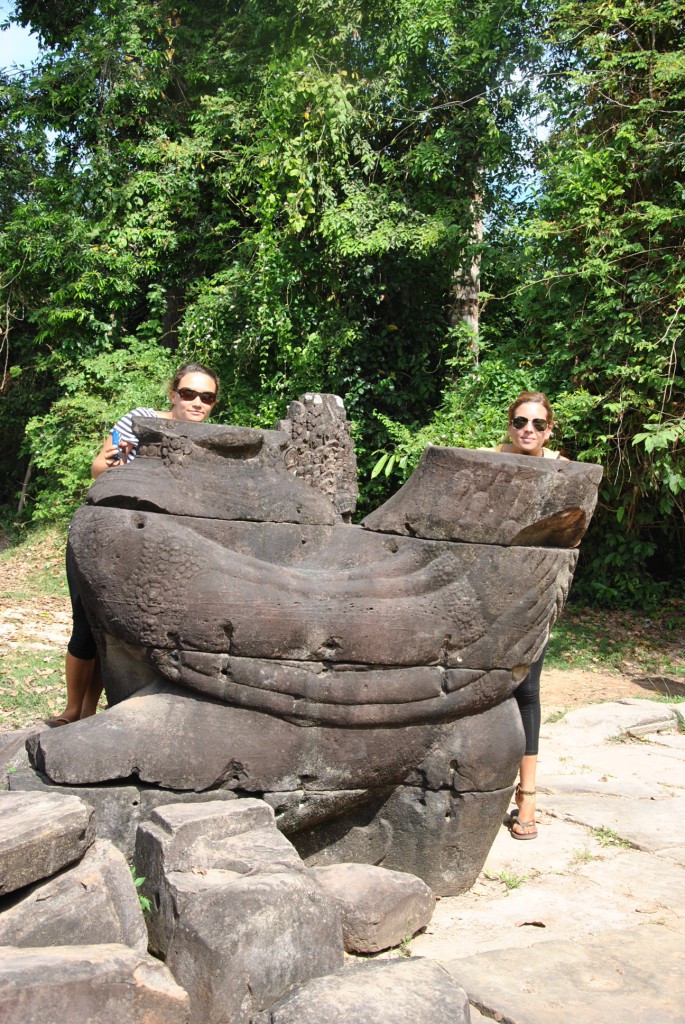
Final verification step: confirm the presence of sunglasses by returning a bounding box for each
[511,416,548,432]
[175,387,217,406]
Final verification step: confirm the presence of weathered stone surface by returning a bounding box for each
[443,926,685,1024]
[296,785,513,896]
[308,863,435,953]
[289,701,523,895]
[50,416,600,894]
[0,943,190,1022]
[165,870,343,1024]
[264,957,471,1024]
[27,686,447,790]
[362,444,603,547]
[0,727,43,785]
[0,791,94,896]
[8,763,237,858]
[135,798,305,955]
[408,697,525,793]
[0,838,147,951]
[69,508,575,676]
[276,392,359,520]
[89,419,338,525]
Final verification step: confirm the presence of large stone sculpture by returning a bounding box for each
[26,399,602,895]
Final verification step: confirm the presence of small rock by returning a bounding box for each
[309,863,435,953]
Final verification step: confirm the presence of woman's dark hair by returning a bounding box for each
[508,390,554,427]
[170,363,220,398]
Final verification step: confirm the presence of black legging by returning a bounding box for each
[66,547,97,660]
[514,643,547,757]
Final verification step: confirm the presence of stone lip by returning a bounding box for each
[69,509,576,675]
[362,445,603,547]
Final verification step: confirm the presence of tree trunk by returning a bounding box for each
[448,206,483,364]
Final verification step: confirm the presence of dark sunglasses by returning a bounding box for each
[175,387,217,406]
[511,416,548,432]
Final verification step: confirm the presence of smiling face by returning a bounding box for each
[169,372,218,422]
[508,400,552,457]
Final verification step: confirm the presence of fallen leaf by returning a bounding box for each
[515,920,546,928]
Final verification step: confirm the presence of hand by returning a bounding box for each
[105,443,122,466]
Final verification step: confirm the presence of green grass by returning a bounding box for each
[0,525,68,601]
[547,602,685,679]
[485,868,529,891]
[0,526,69,729]
[0,649,65,728]
[588,826,632,849]
[571,847,601,866]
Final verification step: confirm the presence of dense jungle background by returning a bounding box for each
[1,0,683,608]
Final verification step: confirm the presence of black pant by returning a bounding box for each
[66,548,97,660]
[514,643,547,757]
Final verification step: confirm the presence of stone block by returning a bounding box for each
[265,957,471,1024]
[0,791,94,896]
[165,871,343,1024]
[308,863,435,953]
[135,798,305,955]
[0,943,189,1022]
[362,444,603,547]
[0,839,147,952]
[9,764,237,858]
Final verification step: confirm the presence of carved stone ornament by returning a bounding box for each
[27,398,602,895]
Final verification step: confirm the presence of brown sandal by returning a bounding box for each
[511,784,538,840]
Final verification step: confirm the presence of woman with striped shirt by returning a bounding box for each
[45,363,219,727]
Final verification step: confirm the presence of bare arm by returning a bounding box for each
[91,433,133,478]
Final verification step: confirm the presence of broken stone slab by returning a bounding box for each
[0,943,190,1023]
[443,923,685,1024]
[135,799,305,956]
[361,444,603,548]
[0,838,147,952]
[542,792,685,854]
[260,957,471,1024]
[8,763,238,859]
[88,419,339,526]
[544,699,681,747]
[308,863,435,953]
[136,797,281,870]
[0,791,94,896]
[164,871,343,1024]
[577,848,685,914]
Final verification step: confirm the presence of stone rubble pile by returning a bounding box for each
[0,785,465,1024]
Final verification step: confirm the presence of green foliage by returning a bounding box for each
[130,866,152,916]
[22,339,176,522]
[512,0,685,601]
[2,0,541,524]
[2,0,684,605]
